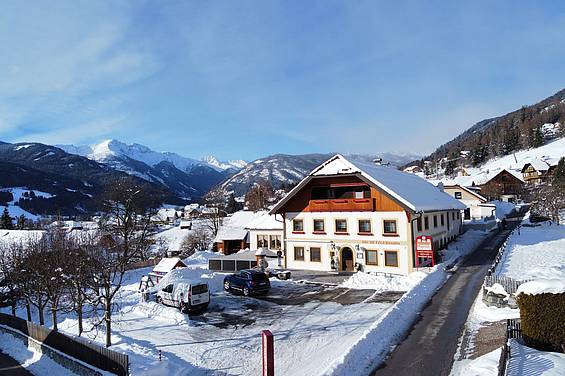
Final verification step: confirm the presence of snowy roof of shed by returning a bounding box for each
[271,155,466,213]
[152,257,186,274]
[245,212,283,231]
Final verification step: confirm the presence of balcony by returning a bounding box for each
[309,198,374,212]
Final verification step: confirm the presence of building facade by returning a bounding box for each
[271,155,465,276]
[442,184,496,220]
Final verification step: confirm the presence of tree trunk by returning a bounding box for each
[51,308,57,331]
[38,306,44,326]
[26,304,31,322]
[77,301,83,336]
[105,300,111,347]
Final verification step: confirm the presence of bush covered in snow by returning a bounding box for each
[517,292,565,352]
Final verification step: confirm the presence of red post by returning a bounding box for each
[262,330,274,376]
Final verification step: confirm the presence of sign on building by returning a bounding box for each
[415,235,435,267]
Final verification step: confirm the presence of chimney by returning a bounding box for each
[373,158,382,165]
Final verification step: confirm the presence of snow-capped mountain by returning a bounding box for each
[58,139,238,173]
[57,140,234,199]
[201,155,248,171]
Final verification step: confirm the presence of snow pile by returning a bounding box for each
[0,330,88,376]
[491,200,516,220]
[451,347,501,376]
[507,339,565,376]
[340,271,427,292]
[442,229,489,265]
[183,250,218,268]
[516,279,565,296]
[485,283,509,297]
[131,302,191,326]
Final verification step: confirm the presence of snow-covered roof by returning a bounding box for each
[520,158,552,173]
[432,168,525,187]
[516,279,565,295]
[245,212,284,231]
[214,211,266,241]
[443,184,487,203]
[271,154,466,213]
[152,257,186,274]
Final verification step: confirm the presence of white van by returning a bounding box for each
[156,280,210,313]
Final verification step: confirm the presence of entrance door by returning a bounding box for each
[341,247,354,272]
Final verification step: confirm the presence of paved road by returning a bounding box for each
[0,350,32,375]
[373,222,520,376]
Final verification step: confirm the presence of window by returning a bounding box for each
[365,250,378,265]
[310,247,321,262]
[424,216,429,230]
[311,185,370,199]
[335,219,348,233]
[293,219,304,232]
[452,212,455,220]
[257,234,269,248]
[433,215,438,228]
[384,251,399,267]
[417,216,422,232]
[313,219,325,232]
[294,247,304,260]
[358,219,372,234]
[440,214,445,227]
[270,235,281,250]
[383,220,397,235]
[454,191,462,199]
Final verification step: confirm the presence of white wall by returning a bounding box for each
[248,229,283,250]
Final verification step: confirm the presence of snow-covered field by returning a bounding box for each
[0,187,52,219]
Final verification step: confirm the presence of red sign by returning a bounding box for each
[415,235,435,267]
[262,330,274,376]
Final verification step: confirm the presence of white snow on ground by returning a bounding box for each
[0,187,53,220]
[451,347,501,376]
[326,229,490,376]
[496,220,565,281]
[0,330,78,376]
[507,339,565,376]
[340,270,427,292]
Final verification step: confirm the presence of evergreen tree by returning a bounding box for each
[529,125,544,148]
[225,193,240,214]
[0,207,13,230]
[16,214,26,230]
[552,157,565,189]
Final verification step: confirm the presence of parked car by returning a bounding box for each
[223,269,271,296]
[156,280,210,313]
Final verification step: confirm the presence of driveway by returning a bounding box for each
[0,351,32,376]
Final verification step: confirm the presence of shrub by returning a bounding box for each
[517,292,565,352]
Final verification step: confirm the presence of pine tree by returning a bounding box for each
[552,157,565,189]
[225,193,239,214]
[0,207,13,229]
[16,214,26,230]
[529,125,544,148]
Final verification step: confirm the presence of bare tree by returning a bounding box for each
[245,180,275,211]
[20,236,50,325]
[0,241,25,317]
[91,177,161,347]
[179,228,212,258]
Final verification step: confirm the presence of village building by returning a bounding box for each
[442,184,496,220]
[478,170,524,202]
[520,158,558,185]
[214,211,266,255]
[403,165,423,174]
[270,155,465,276]
[245,213,284,252]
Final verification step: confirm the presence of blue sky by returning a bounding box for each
[1,1,564,161]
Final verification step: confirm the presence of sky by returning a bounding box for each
[1,1,564,161]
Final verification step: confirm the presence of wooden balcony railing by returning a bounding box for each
[309,198,374,212]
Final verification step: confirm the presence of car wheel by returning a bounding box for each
[243,287,250,296]
[224,281,230,291]
[157,296,163,305]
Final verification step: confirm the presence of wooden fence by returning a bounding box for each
[0,313,128,376]
[497,319,522,376]
[125,257,162,271]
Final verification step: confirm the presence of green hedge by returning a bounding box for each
[517,292,565,352]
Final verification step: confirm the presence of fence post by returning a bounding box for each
[262,330,274,376]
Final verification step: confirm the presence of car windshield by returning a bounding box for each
[191,284,208,295]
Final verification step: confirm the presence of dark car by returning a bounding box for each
[223,269,271,296]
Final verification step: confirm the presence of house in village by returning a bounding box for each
[269,155,465,276]
[478,170,524,202]
[403,165,423,174]
[214,211,266,255]
[442,184,496,220]
[520,158,558,185]
[245,213,284,252]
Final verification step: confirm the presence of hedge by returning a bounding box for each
[517,292,565,352]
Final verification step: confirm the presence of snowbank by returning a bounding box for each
[451,347,501,376]
[485,283,509,297]
[183,250,217,268]
[507,339,565,376]
[340,271,427,292]
[516,279,565,296]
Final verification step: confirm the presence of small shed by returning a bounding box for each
[208,249,279,272]
[149,257,187,284]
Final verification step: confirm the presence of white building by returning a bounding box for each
[245,213,284,253]
[270,155,465,276]
[442,184,496,220]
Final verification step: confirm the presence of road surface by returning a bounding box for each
[373,221,520,376]
[0,350,32,375]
